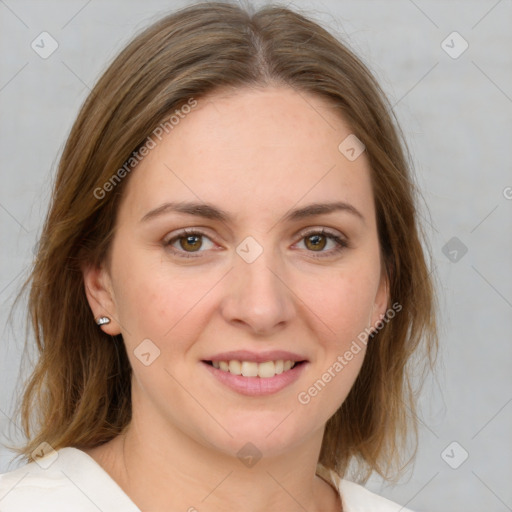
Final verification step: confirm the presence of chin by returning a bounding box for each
[197,412,317,460]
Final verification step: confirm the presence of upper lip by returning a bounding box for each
[203,350,308,363]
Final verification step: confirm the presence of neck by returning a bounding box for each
[87,408,340,512]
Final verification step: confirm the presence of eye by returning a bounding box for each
[163,227,349,260]
[295,229,348,257]
[163,229,215,258]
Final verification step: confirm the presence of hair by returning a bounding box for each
[9,0,438,483]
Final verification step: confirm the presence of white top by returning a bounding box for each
[0,447,414,511]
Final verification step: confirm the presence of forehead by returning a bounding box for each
[120,86,375,227]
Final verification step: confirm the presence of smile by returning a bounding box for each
[207,359,300,378]
[202,359,308,396]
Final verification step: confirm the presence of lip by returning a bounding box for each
[203,350,308,363]
[202,360,309,396]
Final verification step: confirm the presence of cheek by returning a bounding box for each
[298,259,380,348]
[110,244,219,348]
[295,268,376,416]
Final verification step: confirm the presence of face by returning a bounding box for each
[84,86,388,458]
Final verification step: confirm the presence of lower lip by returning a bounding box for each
[202,361,308,396]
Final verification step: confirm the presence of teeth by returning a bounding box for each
[257,361,275,378]
[211,360,297,378]
[241,361,259,377]
[228,360,241,375]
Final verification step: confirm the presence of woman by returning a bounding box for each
[0,2,437,511]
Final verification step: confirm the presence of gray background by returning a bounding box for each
[1,1,511,511]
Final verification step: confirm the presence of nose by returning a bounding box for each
[219,243,296,335]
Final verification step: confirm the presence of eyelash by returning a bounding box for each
[163,228,349,259]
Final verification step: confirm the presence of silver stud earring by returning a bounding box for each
[96,316,111,326]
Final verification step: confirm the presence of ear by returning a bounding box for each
[82,262,122,336]
[369,267,389,333]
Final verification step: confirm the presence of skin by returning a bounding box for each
[83,85,388,512]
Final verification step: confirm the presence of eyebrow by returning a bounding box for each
[140,200,365,224]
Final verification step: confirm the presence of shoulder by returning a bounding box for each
[338,478,415,512]
[0,447,140,511]
[0,448,84,511]
[316,463,415,512]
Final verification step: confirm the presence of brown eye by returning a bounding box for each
[296,229,349,257]
[179,234,203,252]
[164,229,215,258]
[304,233,327,251]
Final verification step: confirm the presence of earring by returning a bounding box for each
[96,316,111,326]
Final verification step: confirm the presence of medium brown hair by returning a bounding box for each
[10,1,437,483]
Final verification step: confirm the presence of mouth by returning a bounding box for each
[201,357,309,396]
[203,359,307,378]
